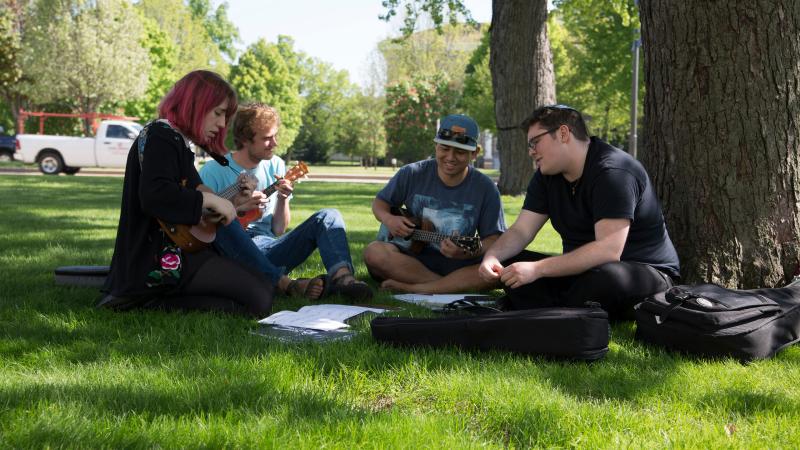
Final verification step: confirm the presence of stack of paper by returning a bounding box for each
[258,304,387,331]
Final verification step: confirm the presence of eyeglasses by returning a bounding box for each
[527,127,560,150]
[437,128,476,146]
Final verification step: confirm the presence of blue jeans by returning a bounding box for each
[214,208,353,284]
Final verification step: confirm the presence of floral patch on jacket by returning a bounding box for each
[146,243,182,288]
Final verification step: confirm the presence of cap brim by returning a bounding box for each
[433,137,477,151]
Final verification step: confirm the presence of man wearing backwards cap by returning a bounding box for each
[364,113,506,293]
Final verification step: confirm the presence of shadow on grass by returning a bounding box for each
[7,176,799,447]
[0,363,358,419]
[4,278,800,450]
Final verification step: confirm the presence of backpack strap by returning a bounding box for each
[435,299,503,315]
[655,286,692,324]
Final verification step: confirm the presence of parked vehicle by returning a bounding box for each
[16,120,141,174]
[0,134,14,162]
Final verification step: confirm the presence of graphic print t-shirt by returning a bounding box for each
[376,159,506,250]
[200,154,286,238]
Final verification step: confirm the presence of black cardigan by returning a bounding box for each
[103,122,204,299]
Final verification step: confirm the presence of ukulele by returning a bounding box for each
[157,172,258,253]
[376,206,482,254]
[237,161,310,229]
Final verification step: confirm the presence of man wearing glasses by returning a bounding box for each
[479,105,679,319]
[364,114,506,293]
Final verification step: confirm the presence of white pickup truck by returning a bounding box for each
[16,120,142,175]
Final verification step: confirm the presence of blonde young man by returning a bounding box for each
[200,103,372,300]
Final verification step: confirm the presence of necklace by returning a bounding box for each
[568,178,580,195]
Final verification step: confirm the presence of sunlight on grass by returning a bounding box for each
[1,175,799,447]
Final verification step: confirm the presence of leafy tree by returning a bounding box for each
[136,0,228,76]
[122,16,179,122]
[0,0,31,132]
[0,6,22,99]
[459,29,494,133]
[0,4,22,132]
[229,37,303,154]
[379,0,477,35]
[381,0,556,194]
[339,92,387,165]
[378,23,484,90]
[549,0,642,148]
[291,58,357,162]
[21,0,150,134]
[187,0,240,61]
[384,72,459,163]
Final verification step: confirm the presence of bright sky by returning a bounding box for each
[226,0,493,87]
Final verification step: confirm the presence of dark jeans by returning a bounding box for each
[502,250,676,320]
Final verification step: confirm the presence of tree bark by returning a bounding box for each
[640,0,800,287]
[490,0,555,195]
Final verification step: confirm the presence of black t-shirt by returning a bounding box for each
[103,122,205,298]
[523,137,680,277]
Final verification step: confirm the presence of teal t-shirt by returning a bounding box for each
[199,153,286,238]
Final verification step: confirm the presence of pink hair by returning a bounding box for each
[158,70,238,154]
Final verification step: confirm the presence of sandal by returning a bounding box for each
[285,274,326,300]
[325,273,374,301]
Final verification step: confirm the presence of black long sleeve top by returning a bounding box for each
[103,122,204,299]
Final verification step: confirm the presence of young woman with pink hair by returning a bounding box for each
[100,70,274,317]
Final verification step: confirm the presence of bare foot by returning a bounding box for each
[380,279,417,293]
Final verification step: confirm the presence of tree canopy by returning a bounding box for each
[21,0,149,134]
[291,58,358,162]
[384,72,459,163]
[379,0,477,37]
[459,29,493,133]
[549,0,642,147]
[229,37,303,154]
[378,23,485,90]
[122,17,179,122]
[187,0,240,61]
[136,0,227,76]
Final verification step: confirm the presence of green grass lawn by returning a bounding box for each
[1,175,798,448]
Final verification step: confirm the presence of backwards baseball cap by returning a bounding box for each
[433,114,479,151]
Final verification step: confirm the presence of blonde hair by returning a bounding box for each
[232,102,281,149]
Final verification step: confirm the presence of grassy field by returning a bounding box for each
[1,175,798,448]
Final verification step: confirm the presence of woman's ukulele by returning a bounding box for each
[157,172,258,253]
[237,161,309,229]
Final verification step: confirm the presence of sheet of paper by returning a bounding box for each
[258,304,387,331]
[392,293,493,307]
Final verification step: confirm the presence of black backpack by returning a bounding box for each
[634,283,800,361]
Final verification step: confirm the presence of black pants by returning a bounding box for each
[501,251,676,320]
[145,249,275,318]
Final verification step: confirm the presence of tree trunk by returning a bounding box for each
[490,0,555,195]
[640,0,800,287]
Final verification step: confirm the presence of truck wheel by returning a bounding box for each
[38,152,64,175]
[0,149,13,162]
[63,166,81,175]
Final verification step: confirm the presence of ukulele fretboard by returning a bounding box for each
[410,229,476,245]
